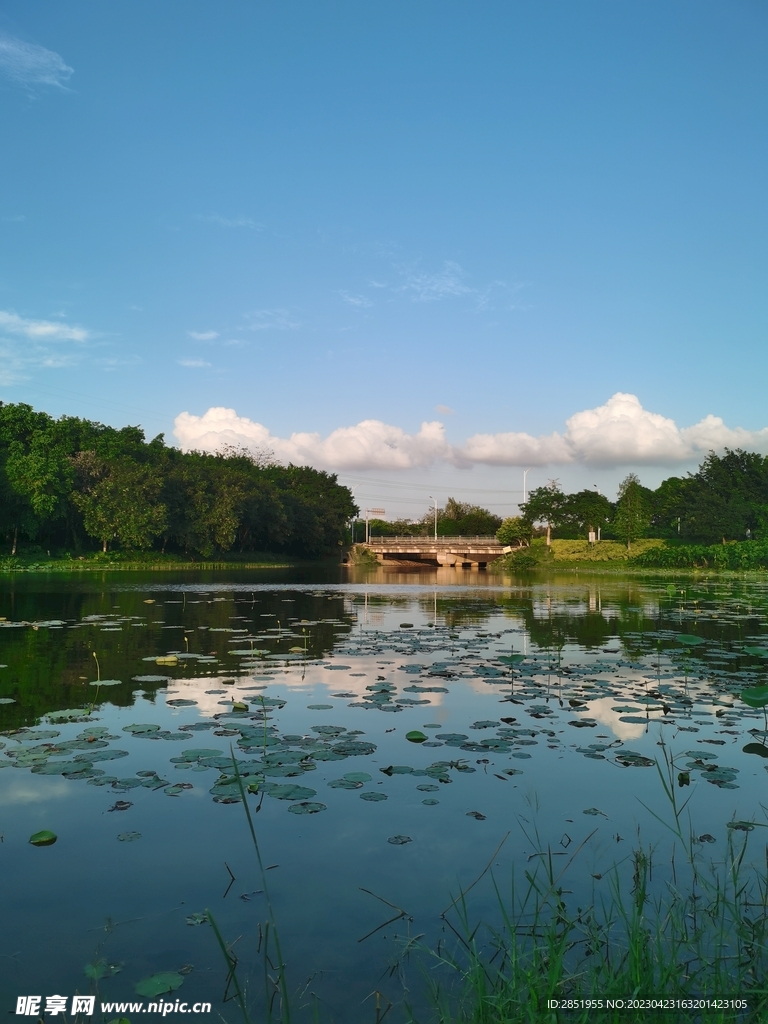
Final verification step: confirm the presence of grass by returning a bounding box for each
[410,745,768,1023]
[210,746,768,1024]
[0,550,296,573]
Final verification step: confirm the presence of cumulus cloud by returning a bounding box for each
[173,393,768,472]
[0,310,88,341]
[174,408,451,471]
[0,33,73,89]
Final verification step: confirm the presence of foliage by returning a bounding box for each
[430,497,502,537]
[613,473,653,549]
[631,539,768,570]
[496,516,531,546]
[0,402,357,558]
[550,538,664,562]
[520,481,566,544]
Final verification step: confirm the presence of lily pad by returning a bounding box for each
[360,791,387,801]
[287,801,326,814]
[387,834,412,845]
[676,634,704,646]
[268,784,317,801]
[29,830,57,846]
[741,686,768,709]
[117,832,142,842]
[307,704,333,710]
[135,972,184,997]
[405,731,428,743]
[89,679,122,687]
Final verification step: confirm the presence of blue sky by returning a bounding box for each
[1,2,766,517]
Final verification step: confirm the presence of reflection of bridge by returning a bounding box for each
[357,536,506,567]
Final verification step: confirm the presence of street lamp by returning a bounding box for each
[522,468,532,506]
[428,496,438,541]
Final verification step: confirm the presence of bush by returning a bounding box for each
[631,540,768,570]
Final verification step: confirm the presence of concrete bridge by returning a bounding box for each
[355,536,507,567]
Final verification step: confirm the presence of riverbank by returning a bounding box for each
[0,551,297,573]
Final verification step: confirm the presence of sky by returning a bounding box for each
[0,1,766,519]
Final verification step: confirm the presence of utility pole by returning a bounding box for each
[522,469,532,507]
[429,496,438,540]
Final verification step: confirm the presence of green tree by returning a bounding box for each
[521,480,566,545]
[73,458,167,552]
[496,516,531,547]
[561,489,613,539]
[613,473,653,549]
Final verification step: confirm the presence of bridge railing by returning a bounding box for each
[365,536,501,545]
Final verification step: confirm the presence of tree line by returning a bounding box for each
[0,403,357,558]
[499,449,768,549]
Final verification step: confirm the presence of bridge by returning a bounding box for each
[354,536,507,567]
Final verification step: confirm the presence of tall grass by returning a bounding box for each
[212,748,768,1023]
[411,746,768,1023]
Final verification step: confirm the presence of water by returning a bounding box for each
[2,567,768,1020]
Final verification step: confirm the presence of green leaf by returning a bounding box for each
[405,730,428,743]
[134,972,184,997]
[740,686,768,708]
[676,634,704,646]
[29,830,57,846]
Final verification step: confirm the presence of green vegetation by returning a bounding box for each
[0,403,356,561]
[360,498,502,539]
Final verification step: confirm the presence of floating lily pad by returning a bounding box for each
[167,699,198,707]
[676,634,704,646]
[422,798,439,805]
[29,830,57,846]
[287,801,326,814]
[405,731,428,743]
[583,808,608,817]
[344,771,371,783]
[89,679,122,687]
[307,704,333,710]
[117,832,142,842]
[268,784,317,801]
[0,698,16,704]
[360,791,387,801]
[328,778,363,789]
[135,972,184,997]
[387,835,412,845]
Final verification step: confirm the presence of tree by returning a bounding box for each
[73,458,166,552]
[561,490,613,539]
[521,481,566,545]
[613,473,653,549]
[496,517,531,547]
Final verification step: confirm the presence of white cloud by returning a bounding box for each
[339,291,372,308]
[244,309,300,332]
[461,393,768,467]
[400,260,473,302]
[174,408,452,471]
[0,33,73,89]
[0,310,88,341]
[435,404,455,415]
[178,359,211,368]
[173,393,768,472]
[188,330,218,341]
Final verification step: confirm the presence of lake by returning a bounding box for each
[2,565,768,1021]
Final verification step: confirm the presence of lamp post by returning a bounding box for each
[429,496,438,541]
[522,468,532,506]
